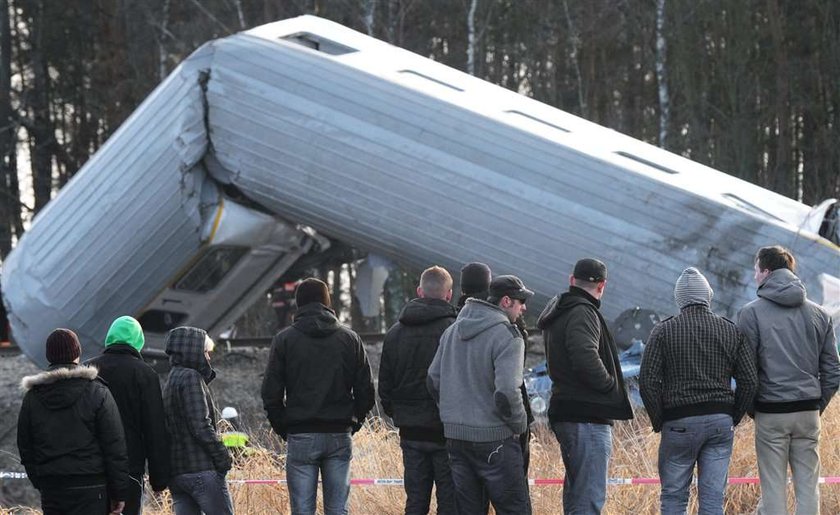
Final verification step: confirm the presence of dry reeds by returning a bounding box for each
[5,403,840,514]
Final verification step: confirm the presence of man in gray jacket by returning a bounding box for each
[427,275,532,515]
[738,245,840,515]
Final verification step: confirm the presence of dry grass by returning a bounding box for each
[4,404,840,514]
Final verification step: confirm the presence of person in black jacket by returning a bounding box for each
[537,258,633,514]
[88,316,170,515]
[262,278,375,515]
[379,266,458,515]
[163,326,233,515]
[17,328,128,515]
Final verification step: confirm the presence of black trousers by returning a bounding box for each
[41,484,108,515]
[400,438,458,515]
[123,475,144,515]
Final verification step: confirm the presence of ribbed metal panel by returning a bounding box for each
[0,45,216,367]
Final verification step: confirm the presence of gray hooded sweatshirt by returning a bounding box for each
[738,268,840,411]
[426,298,527,442]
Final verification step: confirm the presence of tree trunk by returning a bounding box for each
[24,0,54,213]
[0,0,14,257]
[655,0,669,148]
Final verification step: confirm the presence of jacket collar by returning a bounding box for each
[104,343,143,359]
[569,286,601,308]
[21,364,98,391]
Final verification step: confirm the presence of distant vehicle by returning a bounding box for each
[1,15,838,368]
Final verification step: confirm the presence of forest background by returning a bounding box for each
[0,0,837,325]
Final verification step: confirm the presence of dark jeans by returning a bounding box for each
[170,470,234,515]
[124,474,144,515]
[446,437,532,515]
[659,414,734,515]
[41,484,108,515]
[552,422,612,515]
[286,432,352,515]
[400,438,457,515]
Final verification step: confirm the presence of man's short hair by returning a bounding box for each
[420,266,453,299]
[755,246,796,272]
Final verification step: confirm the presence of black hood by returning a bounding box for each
[21,364,98,410]
[399,298,457,326]
[537,287,601,329]
[293,303,342,337]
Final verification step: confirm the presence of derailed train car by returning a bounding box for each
[1,16,838,368]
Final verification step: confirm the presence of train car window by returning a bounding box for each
[722,193,784,222]
[174,246,249,292]
[505,110,570,133]
[398,70,464,92]
[615,151,679,175]
[138,310,188,334]
[280,32,358,55]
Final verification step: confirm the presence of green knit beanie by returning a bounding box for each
[105,316,145,351]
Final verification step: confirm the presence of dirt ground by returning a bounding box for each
[0,335,545,509]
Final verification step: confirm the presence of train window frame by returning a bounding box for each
[137,309,189,334]
[615,151,679,175]
[173,245,250,293]
[398,70,464,92]
[722,193,784,222]
[279,32,358,56]
[505,110,570,133]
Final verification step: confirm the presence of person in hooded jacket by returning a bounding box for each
[457,262,534,476]
[428,275,533,515]
[737,246,840,515]
[87,315,170,515]
[261,278,375,515]
[537,258,633,514]
[163,326,233,515]
[17,328,129,515]
[379,266,459,515]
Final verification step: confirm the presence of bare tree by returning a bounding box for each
[466,0,478,75]
[655,0,669,148]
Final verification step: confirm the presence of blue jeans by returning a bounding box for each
[552,422,612,515]
[659,414,734,515]
[400,438,457,515]
[446,437,531,515]
[286,432,352,515]
[170,470,234,515]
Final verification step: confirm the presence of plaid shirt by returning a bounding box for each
[163,327,231,476]
[639,305,758,432]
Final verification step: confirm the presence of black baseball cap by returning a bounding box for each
[573,258,607,282]
[488,275,534,302]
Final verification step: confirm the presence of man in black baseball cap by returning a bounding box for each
[536,258,632,514]
[573,258,607,283]
[487,275,535,308]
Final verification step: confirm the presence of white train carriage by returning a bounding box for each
[2,15,838,367]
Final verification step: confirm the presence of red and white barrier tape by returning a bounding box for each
[4,472,840,486]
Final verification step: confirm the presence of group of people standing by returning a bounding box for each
[371,245,838,515]
[14,244,839,515]
[17,318,235,514]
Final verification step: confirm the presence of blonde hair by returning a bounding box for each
[419,266,453,299]
[204,334,216,353]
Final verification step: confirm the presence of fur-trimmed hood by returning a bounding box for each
[21,365,99,410]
